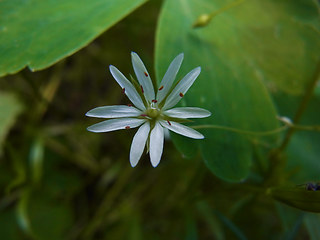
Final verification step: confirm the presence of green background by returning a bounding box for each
[0,0,319,239]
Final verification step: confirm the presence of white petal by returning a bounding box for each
[86,105,142,118]
[160,120,204,139]
[87,118,145,133]
[131,52,155,102]
[149,122,164,167]
[164,107,211,119]
[156,53,184,104]
[109,65,146,111]
[162,67,201,110]
[130,122,150,167]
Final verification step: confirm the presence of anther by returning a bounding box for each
[140,114,147,117]
[141,85,144,93]
[125,126,130,129]
[158,85,164,91]
[127,104,133,107]
[152,99,158,103]
[144,72,149,77]
[167,120,171,126]
[179,92,184,97]
[122,88,125,94]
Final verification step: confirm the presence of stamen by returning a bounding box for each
[141,85,144,93]
[179,92,184,97]
[125,126,130,129]
[140,114,148,117]
[122,88,125,94]
[127,104,133,107]
[167,120,171,126]
[144,72,149,77]
[158,85,164,91]
[152,99,158,103]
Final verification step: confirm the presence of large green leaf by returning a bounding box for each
[268,187,320,213]
[230,0,320,96]
[156,0,283,181]
[0,0,146,77]
[0,92,22,155]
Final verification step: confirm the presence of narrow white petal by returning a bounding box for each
[162,67,201,110]
[131,52,155,102]
[156,53,184,103]
[160,120,204,139]
[149,122,164,167]
[87,118,145,133]
[164,107,211,119]
[86,105,142,118]
[109,65,146,110]
[130,122,150,167]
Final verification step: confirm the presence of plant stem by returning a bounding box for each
[266,60,320,185]
[192,124,288,136]
[278,61,320,152]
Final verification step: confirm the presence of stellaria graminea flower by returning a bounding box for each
[86,52,211,167]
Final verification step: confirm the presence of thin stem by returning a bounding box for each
[293,124,320,132]
[192,123,320,136]
[278,61,320,151]
[192,124,288,136]
[265,60,320,185]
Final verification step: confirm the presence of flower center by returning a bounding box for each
[146,107,160,119]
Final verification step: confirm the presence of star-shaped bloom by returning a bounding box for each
[86,52,211,167]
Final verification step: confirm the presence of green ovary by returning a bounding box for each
[147,107,160,119]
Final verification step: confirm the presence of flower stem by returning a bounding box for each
[192,124,288,136]
[266,60,320,185]
[192,123,320,136]
[277,61,320,152]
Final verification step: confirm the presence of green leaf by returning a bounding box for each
[170,132,198,159]
[0,0,146,77]
[304,213,320,240]
[156,0,281,181]
[230,0,320,96]
[286,132,320,181]
[268,187,320,213]
[0,92,22,156]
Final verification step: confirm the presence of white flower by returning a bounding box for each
[86,52,211,167]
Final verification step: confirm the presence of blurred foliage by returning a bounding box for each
[0,92,23,156]
[0,0,320,239]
